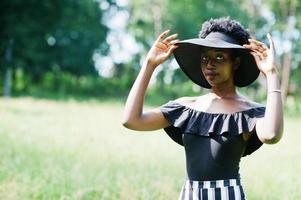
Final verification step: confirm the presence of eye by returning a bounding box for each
[216,55,224,62]
[201,56,208,63]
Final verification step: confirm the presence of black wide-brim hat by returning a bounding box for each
[173,32,259,88]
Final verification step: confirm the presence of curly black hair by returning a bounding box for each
[199,17,250,45]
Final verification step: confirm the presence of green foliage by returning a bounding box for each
[3,66,136,102]
[0,0,110,86]
[1,0,301,102]
[22,74,131,100]
[126,0,272,104]
[164,0,254,38]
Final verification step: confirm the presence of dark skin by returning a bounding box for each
[122,30,283,144]
[184,49,249,112]
[200,48,239,96]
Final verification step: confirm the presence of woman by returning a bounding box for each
[122,17,283,200]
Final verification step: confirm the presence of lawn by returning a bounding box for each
[0,97,300,200]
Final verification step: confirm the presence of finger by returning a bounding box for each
[262,51,268,57]
[155,42,168,51]
[248,38,267,47]
[256,50,267,60]
[249,51,259,58]
[169,39,180,45]
[244,42,267,53]
[249,49,266,60]
[243,44,262,53]
[252,42,269,51]
[252,50,265,60]
[248,39,269,53]
[249,51,261,63]
[248,39,269,52]
[156,30,170,43]
[163,33,178,43]
[256,46,268,53]
[243,44,257,50]
[267,33,276,52]
[166,45,179,56]
[243,44,252,49]
[249,51,264,64]
[248,39,267,48]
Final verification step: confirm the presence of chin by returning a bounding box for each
[206,80,224,88]
[205,80,218,87]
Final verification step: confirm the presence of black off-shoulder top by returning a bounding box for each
[160,100,266,181]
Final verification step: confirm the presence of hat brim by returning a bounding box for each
[173,38,260,89]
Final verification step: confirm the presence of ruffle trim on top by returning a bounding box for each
[160,101,265,136]
[160,100,266,156]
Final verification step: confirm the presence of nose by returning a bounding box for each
[205,59,216,69]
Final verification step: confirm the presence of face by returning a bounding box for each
[200,48,240,87]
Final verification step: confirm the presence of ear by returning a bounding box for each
[233,57,240,70]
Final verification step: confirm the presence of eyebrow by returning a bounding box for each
[201,50,229,54]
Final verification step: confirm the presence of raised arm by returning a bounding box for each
[121,30,179,131]
[244,33,283,144]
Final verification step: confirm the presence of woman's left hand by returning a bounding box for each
[243,33,277,76]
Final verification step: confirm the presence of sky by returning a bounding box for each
[94,0,141,78]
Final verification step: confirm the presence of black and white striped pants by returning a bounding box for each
[178,178,246,200]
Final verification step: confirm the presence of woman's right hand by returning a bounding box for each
[145,30,179,68]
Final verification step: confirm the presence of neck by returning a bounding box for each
[210,83,237,99]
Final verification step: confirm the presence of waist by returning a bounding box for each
[184,134,244,180]
[184,178,242,189]
[186,156,240,180]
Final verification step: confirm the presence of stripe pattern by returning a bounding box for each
[178,178,246,200]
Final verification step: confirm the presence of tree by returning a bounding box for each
[0,0,110,96]
[267,0,300,102]
[127,0,261,94]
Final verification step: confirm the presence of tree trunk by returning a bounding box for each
[279,0,297,104]
[3,68,12,97]
[3,39,14,97]
[280,52,292,103]
[152,2,164,93]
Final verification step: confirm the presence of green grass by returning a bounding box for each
[0,97,300,199]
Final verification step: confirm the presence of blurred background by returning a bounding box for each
[1,0,301,108]
[1,0,301,199]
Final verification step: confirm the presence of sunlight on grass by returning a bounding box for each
[0,97,300,199]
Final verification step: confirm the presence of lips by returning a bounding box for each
[204,71,218,77]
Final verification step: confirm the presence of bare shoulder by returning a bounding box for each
[248,101,265,108]
[238,93,265,108]
[173,96,202,104]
